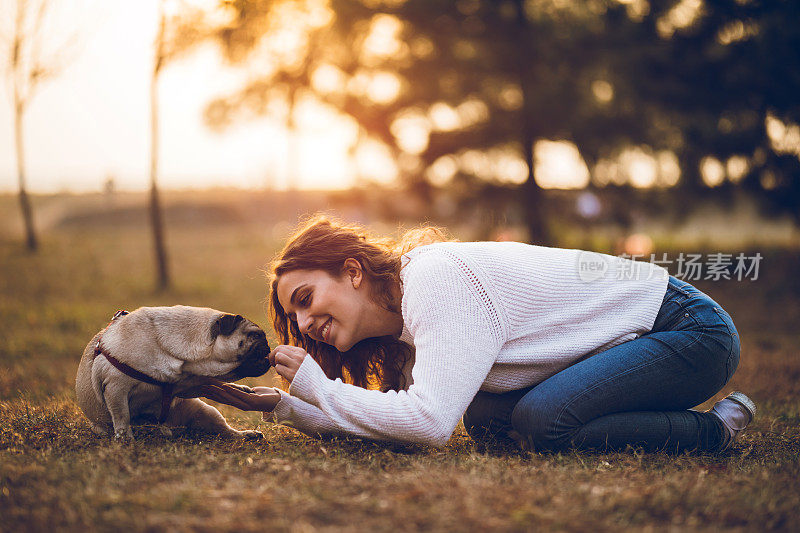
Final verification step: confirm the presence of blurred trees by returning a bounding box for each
[202,0,800,241]
[1,0,80,251]
[603,0,800,220]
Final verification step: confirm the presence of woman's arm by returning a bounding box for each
[266,388,346,437]
[278,252,506,447]
[187,381,346,438]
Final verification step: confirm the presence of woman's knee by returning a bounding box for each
[462,398,490,439]
[463,390,520,442]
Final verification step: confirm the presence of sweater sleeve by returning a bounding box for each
[268,389,344,437]
[287,252,505,447]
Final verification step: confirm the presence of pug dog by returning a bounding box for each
[76,306,271,440]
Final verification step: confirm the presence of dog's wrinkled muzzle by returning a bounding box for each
[233,333,271,378]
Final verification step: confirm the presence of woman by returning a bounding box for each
[215,215,755,453]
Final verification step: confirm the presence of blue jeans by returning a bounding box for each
[463,276,741,453]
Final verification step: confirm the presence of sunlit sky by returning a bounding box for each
[0,1,380,193]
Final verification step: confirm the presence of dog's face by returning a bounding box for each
[105,306,271,383]
[183,309,271,380]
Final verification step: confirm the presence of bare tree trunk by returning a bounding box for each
[14,93,37,251]
[286,86,298,191]
[150,4,170,291]
[513,0,550,246]
[520,124,548,245]
[8,0,83,252]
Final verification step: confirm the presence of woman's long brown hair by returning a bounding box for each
[268,214,451,391]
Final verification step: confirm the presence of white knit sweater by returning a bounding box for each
[270,241,669,446]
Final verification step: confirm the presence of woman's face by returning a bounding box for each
[276,266,372,352]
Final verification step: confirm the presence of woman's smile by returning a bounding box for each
[320,317,332,342]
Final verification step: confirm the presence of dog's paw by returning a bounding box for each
[113,427,135,442]
[227,383,256,394]
[238,429,264,441]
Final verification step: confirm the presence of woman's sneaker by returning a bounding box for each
[709,392,756,451]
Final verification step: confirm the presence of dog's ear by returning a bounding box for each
[211,314,244,338]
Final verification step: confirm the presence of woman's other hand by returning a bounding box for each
[269,345,308,383]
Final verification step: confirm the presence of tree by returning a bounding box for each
[205,0,369,190]
[206,1,645,243]
[148,0,218,290]
[150,0,170,290]
[1,0,80,251]
[207,0,800,235]
[599,0,800,220]
[358,0,631,243]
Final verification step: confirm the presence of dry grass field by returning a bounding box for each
[1,192,799,532]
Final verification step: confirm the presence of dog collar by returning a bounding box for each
[93,310,176,424]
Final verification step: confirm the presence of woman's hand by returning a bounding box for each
[269,345,308,383]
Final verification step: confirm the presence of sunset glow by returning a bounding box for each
[0,1,676,194]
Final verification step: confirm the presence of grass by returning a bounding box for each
[1,192,799,532]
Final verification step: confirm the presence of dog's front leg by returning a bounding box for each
[169,398,263,440]
[103,380,134,440]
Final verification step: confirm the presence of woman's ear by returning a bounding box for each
[343,258,363,289]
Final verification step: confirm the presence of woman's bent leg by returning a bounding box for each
[510,279,740,453]
[510,330,730,452]
[463,388,531,445]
